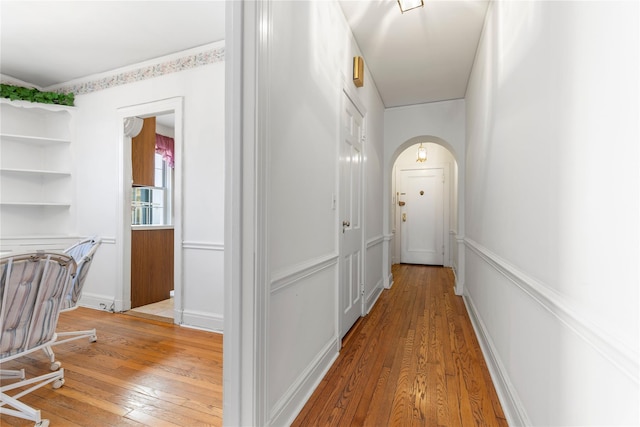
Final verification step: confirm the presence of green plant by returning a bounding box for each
[0,83,74,106]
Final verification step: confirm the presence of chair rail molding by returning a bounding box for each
[182,241,224,251]
[366,234,384,249]
[270,253,339,294]
[464,237,639,383]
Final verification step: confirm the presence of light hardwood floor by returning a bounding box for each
[127,297,175,323]
[0,308,222,426]
[1,264,505,426]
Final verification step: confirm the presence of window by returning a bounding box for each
[132,152,172,225]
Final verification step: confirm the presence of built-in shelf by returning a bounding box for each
[0,202,71,207]
[0,133,71,145]
[0,100,75,240]
[0,168,71,177]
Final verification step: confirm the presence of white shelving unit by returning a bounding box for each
[0,99,77,249]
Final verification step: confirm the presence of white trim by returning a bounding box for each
[270,254,339,294]
[383,234,394,289]
[366,279,384,314]
[116,97,184,316]
[366,235,384,249]
[99,237,116,245]
[386,273,394,289]
[464,237,639,383]
[182,241,224,251]
[269,337,339,426]
[342,76,367,118]
[223,0,245,424]
[182,309,224,333]
[454,234,465,295]
[463,293,530,426]
[0,97,75,112]
[254,1,271,424]
[78,292,116,312]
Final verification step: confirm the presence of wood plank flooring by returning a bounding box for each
[1,264,505,426]
[292,264,507,427]
[0,308,222,426]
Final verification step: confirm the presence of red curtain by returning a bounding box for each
[155,134,175,168]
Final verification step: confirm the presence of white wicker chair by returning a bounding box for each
[43,237,102,371]
[0,251,77,427]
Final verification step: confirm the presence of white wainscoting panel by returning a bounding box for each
[365,235,385,313]
[464,238,639,426]
[268,256,339,426]
[181,241,224,331]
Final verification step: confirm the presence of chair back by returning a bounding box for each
[62,237,101,310]
[0,252,76,361]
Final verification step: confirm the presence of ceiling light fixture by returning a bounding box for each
[416,143,427,163]
[397,0,424,13]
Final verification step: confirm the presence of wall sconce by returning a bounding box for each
[416,143,427,163]
[353,56,364,88]
[397,0,424,13]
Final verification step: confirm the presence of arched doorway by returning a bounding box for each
[385,135,464,295]
[392,142,456,267]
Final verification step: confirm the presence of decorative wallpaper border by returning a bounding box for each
[55,47,225,96]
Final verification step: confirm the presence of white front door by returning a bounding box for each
[339,93,363,339]
[399,168,444,265]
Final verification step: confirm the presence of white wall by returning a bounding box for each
[242,1,386,424]
[73,43,225,331]
[465,1,639,425]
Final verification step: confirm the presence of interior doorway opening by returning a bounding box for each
[127,112,176,323]
[116,97,183,325]
[391,142,458,268]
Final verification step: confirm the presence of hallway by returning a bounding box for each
[293,264,507,426]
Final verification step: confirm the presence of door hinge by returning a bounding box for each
[360,283,365,296]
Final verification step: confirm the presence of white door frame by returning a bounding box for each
[116,97,184,322]
[338,85,366,339]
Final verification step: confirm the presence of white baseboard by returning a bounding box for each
[181,309,224,333]
[270,337,339,426]
[463,294,529,426]
[78,292,116,312]
[366,280,384,314]
[385,272,394,289]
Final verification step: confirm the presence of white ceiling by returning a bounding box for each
[339,0,489,107]
[0,1,225,88]
[0,0,488,108]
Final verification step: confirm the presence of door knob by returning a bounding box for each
[343,220,350,227]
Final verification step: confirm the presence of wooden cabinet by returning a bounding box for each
[131,228,174,308]
[131,116,156,187]
[0,99,74,239]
